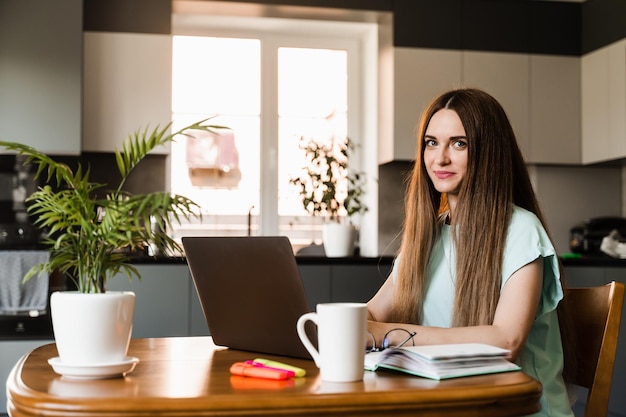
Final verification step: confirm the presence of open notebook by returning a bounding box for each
[364,343,520,380]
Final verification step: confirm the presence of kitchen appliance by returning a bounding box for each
[0,155,44,249]
[569,217,626,254]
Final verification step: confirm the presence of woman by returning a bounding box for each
[367,88,573,416]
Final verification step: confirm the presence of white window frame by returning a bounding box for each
[171,14,379,256]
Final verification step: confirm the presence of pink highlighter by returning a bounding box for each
[230,361,295,380]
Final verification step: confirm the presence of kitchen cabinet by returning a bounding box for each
[82,32,172,153]
[331,264,390,302]
[299,265,332,309]
[189,270,210,336]
[462,51,531,158]
[581,45,611,164]
[0,0,82,155]
[299,262,390,307]
[106,264,191,338]
[564,266,626,417]
[383,48,462,163]
[386,48,580,165]
[529,55,581,164]
[581,38,626,165]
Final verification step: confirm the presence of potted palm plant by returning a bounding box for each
[289,135,368,257]
[0,119,226,376]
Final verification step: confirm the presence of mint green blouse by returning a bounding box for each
[392,206,573,417]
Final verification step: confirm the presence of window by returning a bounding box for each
[170,14,377,254]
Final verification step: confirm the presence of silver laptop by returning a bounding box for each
[182,236,315,359]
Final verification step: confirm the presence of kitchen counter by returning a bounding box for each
[130,254,186,264]
[135,252,626,268]
[560,254,626,267]
[130,253,395,266]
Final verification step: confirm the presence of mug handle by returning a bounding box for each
[297,312,320,367]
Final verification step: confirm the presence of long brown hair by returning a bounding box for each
[391,88,560,328]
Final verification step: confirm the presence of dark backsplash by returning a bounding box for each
[52,153,167,197]
[377,160,413,256]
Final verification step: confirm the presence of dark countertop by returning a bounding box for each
[130,254,185,264]
[133,252,626,268]
[560,253,626,267]
[6,250,616,268]
[131,253,395,265]
[297,256,394,265]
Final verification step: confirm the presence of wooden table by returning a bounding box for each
[7,337,542,417]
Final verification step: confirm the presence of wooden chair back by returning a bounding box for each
[561,281,625,417]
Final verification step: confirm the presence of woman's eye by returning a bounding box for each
[425,139,437,147]
[452,140,467,149]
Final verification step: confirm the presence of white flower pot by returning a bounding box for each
[322,223,356,257]
[50,291,135,366]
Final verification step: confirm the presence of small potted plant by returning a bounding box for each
[289,135,367,257]
[0,118,227,375]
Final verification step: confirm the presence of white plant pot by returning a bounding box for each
[50,291,135,366]
[322,223,356,257]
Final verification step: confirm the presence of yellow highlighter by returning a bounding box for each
[253,358,306,377]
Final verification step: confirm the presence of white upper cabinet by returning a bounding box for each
[0,0,82,155]
[388,48,582,165]
[529,55,581,164]
[462,51,531,159]
[382,48,461,163]
[83,32,173,153]
[608,40,626,159]
[581,46,610,164]
[464,51,581,165]
[582,39,626,164]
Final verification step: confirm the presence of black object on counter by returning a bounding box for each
[570,217,626,254]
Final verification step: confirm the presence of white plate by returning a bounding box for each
[48,356,139,379]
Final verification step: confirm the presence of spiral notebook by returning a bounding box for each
[182,236,315,359]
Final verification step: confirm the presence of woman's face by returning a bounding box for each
[423,109,468,198]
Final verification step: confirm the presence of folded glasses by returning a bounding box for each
[366,328,416,353]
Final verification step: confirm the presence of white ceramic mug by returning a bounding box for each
[297,302,367,382]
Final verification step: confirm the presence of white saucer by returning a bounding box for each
[48,356,139,379]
